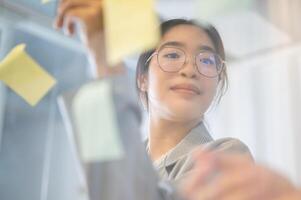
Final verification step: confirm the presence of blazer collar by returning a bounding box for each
[147,121,213,168]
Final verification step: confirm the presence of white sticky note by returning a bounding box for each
[72,80,124,162]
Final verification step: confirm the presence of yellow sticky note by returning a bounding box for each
[0,44,56,106]
[104,0,160,65]
[72,81,124,162]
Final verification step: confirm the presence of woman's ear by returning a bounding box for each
[138,74,148,92]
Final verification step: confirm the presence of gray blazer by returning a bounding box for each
[146,122,252,186]
[60,69,251,200]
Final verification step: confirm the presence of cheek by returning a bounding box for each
[208,78,219,93]
[201,78,219,102]
[147,64,168,98]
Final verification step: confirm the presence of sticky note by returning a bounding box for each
[0,44,56,106]
[72,81,124,162]
[41,0,53,4]
[103,0,160,65]
[196,0,253,20]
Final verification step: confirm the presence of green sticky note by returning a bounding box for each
[72,81,124,162]
[196,0,253,20]
[0,44,56,106]
[41,0,53,4]
[103,0,160,65]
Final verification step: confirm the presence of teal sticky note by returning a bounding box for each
[72,80,124,162]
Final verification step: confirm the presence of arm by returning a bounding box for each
[54,0,125,78]
[180,150,301,200]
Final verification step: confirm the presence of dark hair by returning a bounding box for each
[136,18,228,109]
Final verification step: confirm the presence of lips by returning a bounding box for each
[170,83,201,95]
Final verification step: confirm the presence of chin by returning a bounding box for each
[168,105,203,122]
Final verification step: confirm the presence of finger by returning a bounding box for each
[62,8,88,36]
[191,147,212,161]
[214,187,267,200]
[257,167,297,199]
[193,188,258,200]
[54,1,90,29]
[274,190,301,200]
[207,165,288,200]
[54,0,70,29]
[181,155,217,200]
[59,9,76,36]
[192,171,270,200]
[201,165,258,199]
[216,177,274,200]
[67,18,75,36]
[216,153,253,171]
[191,148,219,168]
[58,0,92,14]
[182,164,214,196]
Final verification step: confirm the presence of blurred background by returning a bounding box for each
[0,0,300,200]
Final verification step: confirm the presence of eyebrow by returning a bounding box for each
[159,41,216,53]
[159,41,185,48]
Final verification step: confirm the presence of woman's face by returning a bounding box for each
[142,24,219,122]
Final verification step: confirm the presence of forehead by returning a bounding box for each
[158,24,215,52]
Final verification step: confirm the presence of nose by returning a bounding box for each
[179,56,199,79]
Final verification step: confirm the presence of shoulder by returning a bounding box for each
[163,138,253,184]
[204,137,253,159]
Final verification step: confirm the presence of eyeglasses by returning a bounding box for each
[145,47,226,78]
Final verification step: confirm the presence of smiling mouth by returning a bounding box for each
[170,84,201,95]
[171,88,199,95]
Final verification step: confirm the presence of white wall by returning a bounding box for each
[206,44,301,186]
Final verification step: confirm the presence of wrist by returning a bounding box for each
[84,32,126,78]
[87,54,126,79]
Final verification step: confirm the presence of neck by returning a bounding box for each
[147,115,201,162]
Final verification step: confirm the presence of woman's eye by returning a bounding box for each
[164,53,180,59]
[201,58,215,65]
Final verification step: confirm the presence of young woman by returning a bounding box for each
[135,18,251,183]
[54,1,301,200]
[54,0,251,185]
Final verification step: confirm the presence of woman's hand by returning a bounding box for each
[180,150,301,200]
[54,0,103,46]
[54,0,125,77]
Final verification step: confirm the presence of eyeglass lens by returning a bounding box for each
[157,47,222,77]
